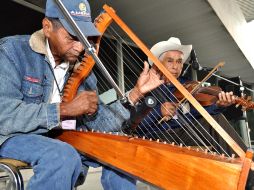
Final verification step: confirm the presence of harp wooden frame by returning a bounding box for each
[56,5,252,190]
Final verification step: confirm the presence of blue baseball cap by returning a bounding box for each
[45,0,100,37]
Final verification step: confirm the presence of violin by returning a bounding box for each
[173,81,254,110]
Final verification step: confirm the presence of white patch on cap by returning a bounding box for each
[69,2,90,17]
[79,2,87,12]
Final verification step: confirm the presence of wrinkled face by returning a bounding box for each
[159,50,184,83]
[43,18,84,65]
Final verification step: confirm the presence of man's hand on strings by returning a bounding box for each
[161,102,176,121]
[129,61,164,104]
[216,91,235,107]
[60,90,98,119]
[137,61,164,94]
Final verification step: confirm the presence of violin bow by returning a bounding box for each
[158,62,225,123]
[187,62,225,96]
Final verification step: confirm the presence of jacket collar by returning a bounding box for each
[29,29,79,70]
[29,29,48,56]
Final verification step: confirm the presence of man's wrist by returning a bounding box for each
[120,89,141,111]
[60,102,72,119]
[128,87,143,105]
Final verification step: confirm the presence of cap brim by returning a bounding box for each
[60,19,101,37]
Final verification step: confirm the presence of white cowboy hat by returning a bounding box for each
[148,37,192,65]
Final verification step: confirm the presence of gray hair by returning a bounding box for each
[46,17,63,30]
[158,52,166,62]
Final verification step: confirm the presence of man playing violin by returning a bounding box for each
[0,0,164,189]
[161,37,235,113]
[136,37,254,189]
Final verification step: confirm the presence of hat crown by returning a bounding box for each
[45,0,100,37]
[46,0,91,21]
[148,36,192,65]
[168,37,181,45]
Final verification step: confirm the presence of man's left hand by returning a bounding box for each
[216,91,235,107]
[129,61,164,104]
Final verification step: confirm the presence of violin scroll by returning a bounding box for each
[235,96,254,111]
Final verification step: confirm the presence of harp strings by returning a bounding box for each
[85,24,230,157]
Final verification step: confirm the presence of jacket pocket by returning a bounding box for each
[21,77,43,104]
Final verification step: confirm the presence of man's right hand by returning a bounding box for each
[60,91,98,119]
[161,102,176,121]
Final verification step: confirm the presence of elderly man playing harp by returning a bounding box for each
[136,37,254,189]
[0,0,164,189]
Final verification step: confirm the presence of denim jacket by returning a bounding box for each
[0,30,129,145]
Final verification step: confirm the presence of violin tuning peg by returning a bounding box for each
[235,104,240,108]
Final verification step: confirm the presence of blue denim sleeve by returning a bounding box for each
[78,72,130,132]
[85,99,130,132]
[0,47,60,136]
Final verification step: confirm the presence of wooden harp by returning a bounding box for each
[55,5,252,190]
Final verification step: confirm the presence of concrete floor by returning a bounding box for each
[20,168,159,190]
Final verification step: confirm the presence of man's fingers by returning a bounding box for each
[141,61,149,75]
[225,92,231,103]
[220,91,226,101]
[162,102,177,117]
[217,91,235,107]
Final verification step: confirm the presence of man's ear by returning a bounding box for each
[42,18,53,38]
[152,64,158,71]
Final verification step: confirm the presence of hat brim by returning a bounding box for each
[60,18,101,37]
[148,42,192,65]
